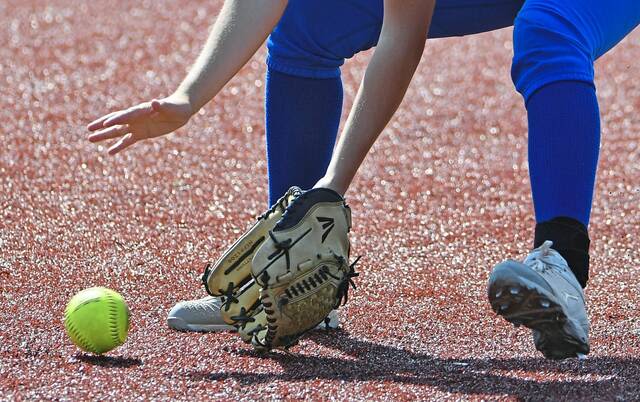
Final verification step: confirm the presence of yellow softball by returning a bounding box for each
[64,287,130,354]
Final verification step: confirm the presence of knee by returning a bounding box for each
[266,0,382,79]
[511,7,595,101]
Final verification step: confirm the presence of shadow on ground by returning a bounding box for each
[74,354,143,368]
[188,330,639,400]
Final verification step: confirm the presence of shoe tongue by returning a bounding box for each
[275,188,344,231]
[525,242,570,273]
[524,241,552,264]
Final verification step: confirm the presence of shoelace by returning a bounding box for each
[524,240,567,274]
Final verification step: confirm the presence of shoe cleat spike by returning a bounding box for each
[500,303,509,311]
[495,289,503,298]
[509,287,520,295]
[540,299,551,308]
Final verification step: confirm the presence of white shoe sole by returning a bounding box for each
[167,310,339,333]
[488,261,589,360]
[167,317,236,333]
[315,310,340,330]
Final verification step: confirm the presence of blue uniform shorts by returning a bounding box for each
[267,0,640,100]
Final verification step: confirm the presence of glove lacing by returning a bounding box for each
[275,191,309,230]
[202,262,214,296]
[219,282,239,311]
[323,255,361,307]
[268,231,293,273]
[230,307,255,330]
[258,186,302,221]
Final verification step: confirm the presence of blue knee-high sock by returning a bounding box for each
[527,81,601,227]
[265,69,343,205]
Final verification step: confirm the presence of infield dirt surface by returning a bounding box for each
[2,1,640,400]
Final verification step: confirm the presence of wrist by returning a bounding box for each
[170,89,199,117]
[313,175,348,197]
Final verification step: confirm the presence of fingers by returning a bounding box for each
[87,111,119,131]
[87,124,130,143]
[108,133,137,155]
[102,101,155,127]
[87,124,137,155]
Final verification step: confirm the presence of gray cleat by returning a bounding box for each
[168,296,339,332]
[167,296,235,332]
[488,240,590,359]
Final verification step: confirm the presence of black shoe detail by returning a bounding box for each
[317,216,335,243]
[534,217,590,288]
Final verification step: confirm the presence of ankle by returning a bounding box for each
[534,217,590,288]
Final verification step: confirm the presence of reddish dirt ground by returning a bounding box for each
[2,1,640,400]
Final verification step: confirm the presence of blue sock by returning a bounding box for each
[527,81,601,227]
[265,69,343,205]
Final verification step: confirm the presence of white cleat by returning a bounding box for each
[488,240,590,359]
[168,296,339,332]
[167,296,235,332]
[317,309,340,330]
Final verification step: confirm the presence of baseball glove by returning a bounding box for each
[203,187,359,351]
[249,187,358,350]
[202,187,302,331]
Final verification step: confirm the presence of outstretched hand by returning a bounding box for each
[87,95,194,155]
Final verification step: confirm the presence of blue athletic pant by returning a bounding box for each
[513,0,639,228]
[266,0,523,202]
[269,0,639,94]
[265,0,640,224]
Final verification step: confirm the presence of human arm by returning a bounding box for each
[87,0,288,155]
[314,0,435,195]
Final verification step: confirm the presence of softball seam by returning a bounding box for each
[65,314,100,354]
[106,293,125,347]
